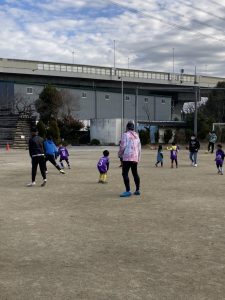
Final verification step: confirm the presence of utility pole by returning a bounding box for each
[118,76,124,136]
[194,65,199,136]
[113,40,116,74]
[172,48,175,78]
[72,49,75,64]
[194,87,198,136]
[135,86,138,131]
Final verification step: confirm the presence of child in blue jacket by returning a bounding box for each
[44,136,65,174]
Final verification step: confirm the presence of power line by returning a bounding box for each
[210,0,225,9]
[179,0,225,23]
[160,5,225,36]
[108,0,225,44]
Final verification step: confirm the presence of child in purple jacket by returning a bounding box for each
[97,150,109,183]
[168,142,179,168]
[58,143,70,169]
[215,144,225,175]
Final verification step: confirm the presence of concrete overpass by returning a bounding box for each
[0,58,225,136]
[1,57,224,104]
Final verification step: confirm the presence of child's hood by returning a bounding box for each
[46,140,54,145]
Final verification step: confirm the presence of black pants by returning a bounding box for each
[60,158,70,167]
[45,154,61,171]
[208,142,215,153]
[32,155,46,182]
[122,161,140,192]
[171,158,178,167]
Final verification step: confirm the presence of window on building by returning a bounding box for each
[105,94,110,100]
[26,87,33,94]
[81,92,87,98]
[144,97,149,103]
[125,95,130,101]
[161,99,166,104]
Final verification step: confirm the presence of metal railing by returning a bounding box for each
[37,62,222,86]
[0,58,224,87]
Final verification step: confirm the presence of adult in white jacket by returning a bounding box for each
[118,121,141,197]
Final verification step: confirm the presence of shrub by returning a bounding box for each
[79,132,90,144]
[164,128,173,144]
[173,129,186,144]
[185,128,193,143]
[37,120,46,139]
[90,138,100,145]
[139,130,150,145]
[154,130,159,143]
[47,119,60,144]
[57,116,84,144]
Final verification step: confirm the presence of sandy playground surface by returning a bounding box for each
[0,146,225,300]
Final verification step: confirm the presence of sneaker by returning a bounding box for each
[120,191,132,197]
[41,180,47,187]
[27,182,36,187]
[194,164,197,167]
[98,180,103,183]
[60,169,65,174]
[45,171,48,174]
[133,190,141,196]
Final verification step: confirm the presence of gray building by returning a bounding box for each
[0,58,224,143]
[11,82,171,124]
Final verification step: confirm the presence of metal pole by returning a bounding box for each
[121,77,124,136]
[72,49,75,64]
[135,86,138,131]
[172,48,174,77]
[194,86,199,136]
[93,81,97,119]
[113,40,116,72]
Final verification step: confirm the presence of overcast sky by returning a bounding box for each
[1,0,225,77]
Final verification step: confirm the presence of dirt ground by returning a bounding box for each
[0,146,225,300]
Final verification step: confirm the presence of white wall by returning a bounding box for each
[90,118,131,145]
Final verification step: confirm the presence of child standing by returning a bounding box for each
[97,150,109,183]
[58,143,70,169]
[215,144,225,175]
[169,142,179,168]
[155,145,163,167]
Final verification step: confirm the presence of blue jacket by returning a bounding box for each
[44,139,58,156]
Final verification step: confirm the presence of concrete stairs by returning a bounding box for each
[0,111,19,148]
[13,117,32,149]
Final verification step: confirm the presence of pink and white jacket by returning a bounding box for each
[118,130,141,162]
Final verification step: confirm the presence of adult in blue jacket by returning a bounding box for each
[44,135,65,174]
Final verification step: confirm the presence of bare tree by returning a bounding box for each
[142,103,151,127]
[14,93,34,118]
[60,89,80,118]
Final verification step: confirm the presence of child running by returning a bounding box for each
[58,143,70,169]
[169,142,179,168]
[44,135,65,174]
[155,144,163,167]
[215,144,225,175]
[97,150,109,183]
